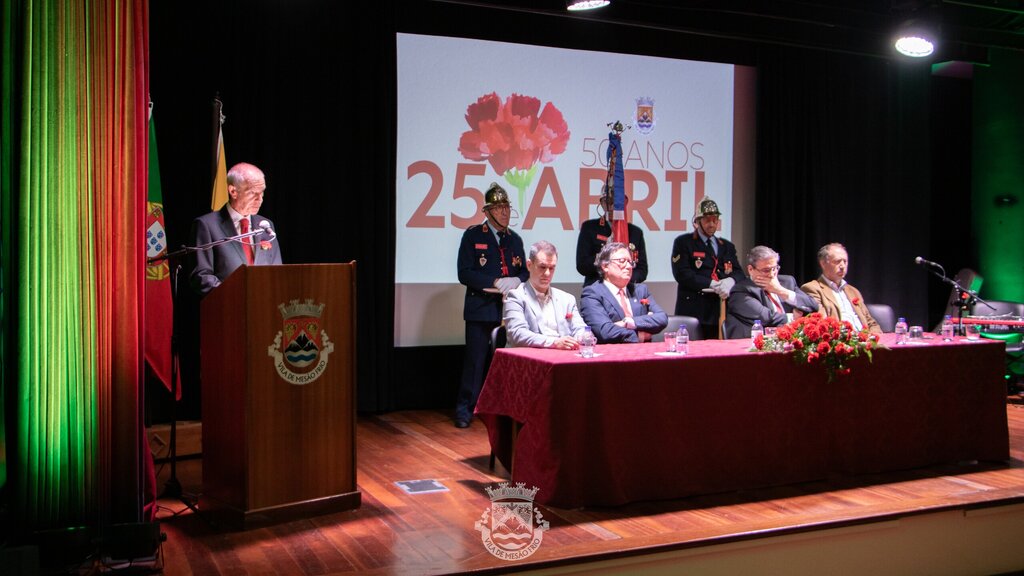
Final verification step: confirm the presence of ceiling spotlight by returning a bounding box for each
[894,15,938,58]
[895,34,935,58]
[567,0,610,11]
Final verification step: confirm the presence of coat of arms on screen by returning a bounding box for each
[475,482,548,560]
[634,96,656,135]
[267,298,335,385]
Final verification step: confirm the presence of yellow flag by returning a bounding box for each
[211,126,228,211]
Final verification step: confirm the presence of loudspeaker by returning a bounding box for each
[101,522,165,562]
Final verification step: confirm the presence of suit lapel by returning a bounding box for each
[842,284,869,326]
[524,284,543,325]
[218,207,249,265]
[816,277,839,313]
[629,286,642,316]
[550,291,567,334]
[601,283,627,320]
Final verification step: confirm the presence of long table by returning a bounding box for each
[475,335,1010,508]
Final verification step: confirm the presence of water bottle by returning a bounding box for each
[941,314,954,341]
[677,325,689,355]
[895,317,908,345]
[751,319,764,347]
[580,326,595,358]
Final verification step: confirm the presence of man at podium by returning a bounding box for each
[189,162,283,296]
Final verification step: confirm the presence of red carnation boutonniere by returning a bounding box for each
[851,297,861,306]
[565,310,573,321]
[639,298,649,306]
[260,240,272,251]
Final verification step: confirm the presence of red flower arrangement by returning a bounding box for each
[752,312,880,382]
[458,92,570,211]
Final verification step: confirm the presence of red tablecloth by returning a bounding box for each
[475,335,1010,507]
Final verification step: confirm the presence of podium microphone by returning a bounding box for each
[914,256,940,268]
[258,220,277,240]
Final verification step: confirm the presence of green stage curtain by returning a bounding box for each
[2,0,149,530]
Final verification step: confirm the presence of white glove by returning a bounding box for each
[716,277,736,298]
[494,277,522,294]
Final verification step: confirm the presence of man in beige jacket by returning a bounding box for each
[801,243,882,335]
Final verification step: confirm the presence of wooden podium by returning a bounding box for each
[199,263,360,529]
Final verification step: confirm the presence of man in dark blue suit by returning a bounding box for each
[724,245,819,339]
[189,162,283,297]
[455,183,529,428]
[580,242,668,343]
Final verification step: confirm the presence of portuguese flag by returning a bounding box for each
[144,112,179,399]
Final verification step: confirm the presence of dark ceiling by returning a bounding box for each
[433,0,1024,61]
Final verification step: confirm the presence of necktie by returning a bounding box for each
[767,291,784,314]
[618,289,633,319]
[239,217,254,265]
[707,237,720,280]
[497,231,509,276]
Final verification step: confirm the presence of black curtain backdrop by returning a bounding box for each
[149,0,975,417]
[755,47,934,323]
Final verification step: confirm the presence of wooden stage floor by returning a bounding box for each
[152,402,1024,575]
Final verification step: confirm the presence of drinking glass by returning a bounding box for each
[664,332,677,353]
[966,323,981,341]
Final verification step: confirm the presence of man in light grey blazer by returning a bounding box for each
[503,240,589,349]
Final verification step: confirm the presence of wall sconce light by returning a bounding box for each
[994,194,1019,208]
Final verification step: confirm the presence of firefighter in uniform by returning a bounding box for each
[670,197,745,339]
[454,183,529,428]
[575,194,648,287]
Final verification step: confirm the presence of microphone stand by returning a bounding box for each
[147,229,266,522]
[919,261,995,335]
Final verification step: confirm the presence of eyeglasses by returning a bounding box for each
[609,257,634,267]
[754,265,781,274]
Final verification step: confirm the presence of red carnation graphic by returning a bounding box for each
[459,92,571,211]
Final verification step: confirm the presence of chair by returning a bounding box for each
[486,325,507,471]
[652,315,703,342]
[866,303,896,333]
[489,325,507,357]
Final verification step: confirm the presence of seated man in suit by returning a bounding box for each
[504,240,589,349]
[580,242,668,343]
[189,162,282,297]
[724,245,819,338]
[801,242,881,334]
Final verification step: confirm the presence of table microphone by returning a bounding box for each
[258,220,277,240]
